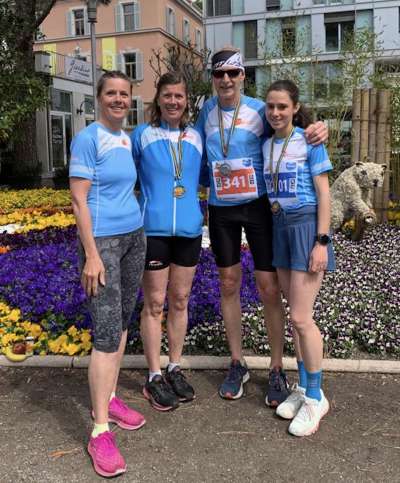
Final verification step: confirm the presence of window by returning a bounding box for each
[244,21,258,59]
[266,0,280,12]
[166,6,176,36]
[183,18,190,44]
[314,63,343,100]
[325,13,354,52]
[115,2,140,32]
[74,9,85,36]
[122,51,143,81]
[282,17,296,56]
[67,8,88,37]
[206,0,231,17]
[195,29,202,50]
[126,97,144,128]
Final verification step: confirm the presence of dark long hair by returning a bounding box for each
[96,71,131,98]
[266,80,312,129]
[149,71,189,128]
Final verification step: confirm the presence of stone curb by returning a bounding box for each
[0,355,399,373]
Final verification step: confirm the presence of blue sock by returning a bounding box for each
[305,369,322,401]
[297,360,307,390]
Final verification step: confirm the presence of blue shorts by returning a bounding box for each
[272,205,335,272]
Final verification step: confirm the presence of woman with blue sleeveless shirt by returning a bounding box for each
[70,71,146,478]
[262,80,335,437]
[131,72,206,411]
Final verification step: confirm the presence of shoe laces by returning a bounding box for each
[226,362,244,382]
[296,401,315,423]
[269,368,286,391]
[94,431,116,453]
[112,397,128,412]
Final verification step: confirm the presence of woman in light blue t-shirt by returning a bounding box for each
[69,71,146,478]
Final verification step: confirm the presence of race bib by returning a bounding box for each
[212,158,258,201]
[264,160,298,207]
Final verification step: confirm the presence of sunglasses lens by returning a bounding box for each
[212,69,241,79]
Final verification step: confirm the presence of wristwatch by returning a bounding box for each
[315,234,332,245]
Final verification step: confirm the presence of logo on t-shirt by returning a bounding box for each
[286,161,297,170]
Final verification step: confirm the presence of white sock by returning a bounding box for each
[149,371,162,382]
[109,391,116,402]
[167,362,180,373]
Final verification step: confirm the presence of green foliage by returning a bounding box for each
[0,1,50,143]
[149,42,212,123]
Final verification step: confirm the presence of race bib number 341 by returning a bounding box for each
[212,158,258,201]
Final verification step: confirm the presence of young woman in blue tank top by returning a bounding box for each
[262,80,335,437]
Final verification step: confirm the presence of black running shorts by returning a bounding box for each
[208,194,275,271]
[145,235,202,270]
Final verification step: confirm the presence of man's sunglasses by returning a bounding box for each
[212,69,242,79]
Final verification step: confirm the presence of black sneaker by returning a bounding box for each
[165,366,195,402]
[265,367,290,408]
[143,375,179,411]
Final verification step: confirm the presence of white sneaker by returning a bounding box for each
[288,390,329,437]
[276,384,306,420]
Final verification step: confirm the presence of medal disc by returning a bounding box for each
[219,162,232,177]
[173,185,186,198]
[271,201,281,214]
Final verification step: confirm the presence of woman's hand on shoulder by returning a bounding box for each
[304,121,328,146]
[308,243,328,273]
[82,255,106,297]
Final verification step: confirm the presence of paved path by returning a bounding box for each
[0,368,399,482]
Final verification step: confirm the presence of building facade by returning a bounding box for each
[34,0,203,176]
[203,0,400,99]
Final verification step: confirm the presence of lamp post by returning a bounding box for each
[87,0,98,119]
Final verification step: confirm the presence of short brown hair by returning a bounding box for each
[96,71,132,98]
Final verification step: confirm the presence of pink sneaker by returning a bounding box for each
[87,431,126,478]
[108,396,146,430]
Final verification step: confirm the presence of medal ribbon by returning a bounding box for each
[168,129,184,182]
[218,98,241,158]
[269,127,295,194]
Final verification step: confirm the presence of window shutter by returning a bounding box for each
[66,11,73,36]
[134,1,141,30]
[116,53,124,72]
[138,98,144,124]
[172,11,176,36]
[165,6,169,32]
[115,4,123,32]
[136,51,144,80]
[84,8,89,36]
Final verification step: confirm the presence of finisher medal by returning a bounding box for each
[219,162,232,177]
[271,201,281,214]
[173,185,186,198]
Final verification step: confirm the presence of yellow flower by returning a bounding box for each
[81,340,92,352]
[48,339,61,354]
[29,324,42,338]
[80,331,91,344]
[67,326,78,338]
[1,333,17,346]
[63,343,80,356]
[8,309,21,323]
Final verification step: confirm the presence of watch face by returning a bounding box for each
[318,234,331,245]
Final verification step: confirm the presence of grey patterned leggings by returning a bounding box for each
[78,228,146,352]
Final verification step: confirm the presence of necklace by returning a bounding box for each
[218,98,241,158]
[269,127,295,194]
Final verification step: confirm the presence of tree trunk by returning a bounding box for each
[351,89,361,163]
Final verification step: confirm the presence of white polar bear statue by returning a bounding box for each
[330,162,387,230]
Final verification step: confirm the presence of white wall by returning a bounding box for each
[244,0,265,14]
[374,7,400,50]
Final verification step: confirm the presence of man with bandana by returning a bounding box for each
[196,46,328,406]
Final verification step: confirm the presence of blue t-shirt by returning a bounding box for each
[196,95,272,206]
[131,121,205,237]
[69,122,142,237]
[262,126,332,211]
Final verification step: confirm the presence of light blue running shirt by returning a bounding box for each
[262,127,332,211]
[131,121,206,237]
[69,122,142,237]
[196,95,272,206]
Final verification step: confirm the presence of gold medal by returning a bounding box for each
[271,201,281,214]
[173,185,186,198]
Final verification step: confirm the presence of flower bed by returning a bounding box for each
[0,189,399,359]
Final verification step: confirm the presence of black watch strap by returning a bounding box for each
[315,234,331,245]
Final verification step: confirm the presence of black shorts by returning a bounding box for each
[208,194,275,271]
[145,235,202,270]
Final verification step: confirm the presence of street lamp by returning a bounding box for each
[87,0,98,119]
